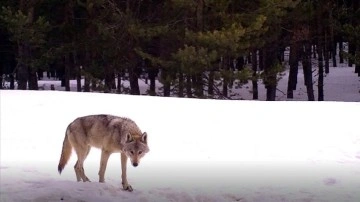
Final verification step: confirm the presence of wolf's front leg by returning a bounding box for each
[99,150,111,183]
[121,153,133,192]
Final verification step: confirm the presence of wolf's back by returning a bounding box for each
[109,116,143,138]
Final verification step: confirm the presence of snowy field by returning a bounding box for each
[1,66,360,202]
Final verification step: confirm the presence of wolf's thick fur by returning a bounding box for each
[58,114,149,192]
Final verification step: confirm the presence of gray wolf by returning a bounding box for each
[57,114,149,192]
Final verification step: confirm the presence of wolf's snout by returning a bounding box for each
[132,162,138,167]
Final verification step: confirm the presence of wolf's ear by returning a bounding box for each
[125,133,133,143]
[141,132,147,144]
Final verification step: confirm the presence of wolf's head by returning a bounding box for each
[123,132,149,167]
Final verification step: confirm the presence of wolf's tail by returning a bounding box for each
[58,127,72,174]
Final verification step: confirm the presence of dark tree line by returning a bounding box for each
[0,0,359,101]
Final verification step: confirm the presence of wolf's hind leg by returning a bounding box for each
[74,161,81,181]
[74,146,91,182]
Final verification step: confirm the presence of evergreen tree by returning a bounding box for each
[1,1,51,90]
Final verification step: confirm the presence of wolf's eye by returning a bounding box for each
[138,151,143,155]
[130,151,134,155]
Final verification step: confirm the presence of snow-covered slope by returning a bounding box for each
[1,88,359,202]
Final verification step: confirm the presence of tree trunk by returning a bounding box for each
[287,42,299,99]
[76,66,81,92]
[60,61,65,87]
[222,77,228,97]
[278,47,285,62]
[117,72,122,93]
[104,64,115,93]
[222,57,229,98]
[352,0,359,74]
[64,54,71,91]
[193,73,204,98]
[302,42,315,101]
[258,49,264,71]
[27,4,37,90]
[37,69,43,80]
[353,0,359,76]
[28,65,38,90]
[266,84,276,101]
[208,70,214,97]
[0,70,2,89]
[149,75,156,96]
[17,0,30,90]
[178,71,184,97]
[74,51,81,92]
[348,43,355,67]
[263,46,278,101]
[317,39,324,101]
[194,0,204,98]
[355,47,360,76]
[312,45,317,59]
[150,78,156,95]
[329,7,337,68]
[84,75,90,92]
[251,50,258,100]
[17,44,28,90]
[161,68,170,97]
[84,49,90,92]
[10,74,15,89]
[332,40,337,67]
[186,73,192,98]
[339,40,344,64]
[316,3,326,98]
[129,66,140,95]
[324,33,330,74]
[148,65,157,96]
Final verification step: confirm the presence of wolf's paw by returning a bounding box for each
[122,183,133,192]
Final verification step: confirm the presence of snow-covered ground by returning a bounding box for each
[1,66,360,202]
